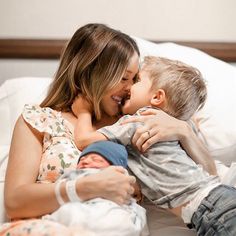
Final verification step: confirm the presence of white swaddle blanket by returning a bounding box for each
[43,168,148,236]
[45,198,148,236]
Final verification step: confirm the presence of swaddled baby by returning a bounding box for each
[44,141,148,236]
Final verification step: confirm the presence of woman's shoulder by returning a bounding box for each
[23,104,56,115]
[22,104,61,133]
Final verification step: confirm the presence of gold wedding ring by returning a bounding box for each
[146,130,151,138]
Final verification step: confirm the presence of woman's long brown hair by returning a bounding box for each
[41,23,139,120]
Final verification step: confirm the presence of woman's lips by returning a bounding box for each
[111,95,123,105]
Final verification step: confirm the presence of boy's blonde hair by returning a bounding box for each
[41,24,139,120]
[141,56,207,120]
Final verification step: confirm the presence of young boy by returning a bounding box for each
[73,56,236,235]
[44,141,148,236]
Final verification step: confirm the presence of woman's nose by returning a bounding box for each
[124,80,134,91]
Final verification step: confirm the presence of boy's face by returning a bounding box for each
[122,70,153,114]
[77,153,111,169]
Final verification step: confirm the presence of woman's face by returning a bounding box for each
[100,52,140,117]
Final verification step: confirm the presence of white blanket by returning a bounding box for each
[44,198,148,236]
[43,168,148,236]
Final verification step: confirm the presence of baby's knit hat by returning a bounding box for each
[78,141,128,168]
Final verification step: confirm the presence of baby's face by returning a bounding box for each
[77,153,111,169]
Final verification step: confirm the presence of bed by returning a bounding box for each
[0,37,236,236]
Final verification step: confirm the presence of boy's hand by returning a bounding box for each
[72,95,93,117]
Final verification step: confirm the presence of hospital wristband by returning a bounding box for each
[65,179,82,202]
[54,179,66,205]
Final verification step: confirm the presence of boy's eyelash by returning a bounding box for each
[133,75,140,83]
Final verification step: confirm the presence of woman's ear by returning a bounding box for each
[150,89,166,108]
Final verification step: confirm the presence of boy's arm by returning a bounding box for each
[72,96,137,150]
[75,111,135,150]
[74,112,107,150]
[72,96,107,150]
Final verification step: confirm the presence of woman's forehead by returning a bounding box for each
[126,53,139,73]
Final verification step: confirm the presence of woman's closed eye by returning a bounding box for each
[122,77,129,82]
[121,75,139,84]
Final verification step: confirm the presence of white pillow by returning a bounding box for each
[0,77,52,223]
[133,37,236,165]
[0,145,10,223]
[0,77,52,146]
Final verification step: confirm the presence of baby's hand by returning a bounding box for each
[72,95,93,117]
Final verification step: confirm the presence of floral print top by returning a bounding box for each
[22,104,81,183]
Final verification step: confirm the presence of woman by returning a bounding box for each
[1,23,215,235]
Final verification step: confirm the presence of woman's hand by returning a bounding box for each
[132,182,143,204]
[121,108,217,175]
[80,166,136,205]
[72,95,93,117]
[122,108,186,152]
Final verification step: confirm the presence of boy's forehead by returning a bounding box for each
[138,70,155,86]
[138,70,148,77]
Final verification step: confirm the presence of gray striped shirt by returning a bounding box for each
[98,107,220,209]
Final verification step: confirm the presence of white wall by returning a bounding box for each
[0,0,236,84]
[0,59,58,85]
[1,0,236,41]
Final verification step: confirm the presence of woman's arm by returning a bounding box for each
[121,109,217,175]
[4,116,59,218]
[4,116,135,219]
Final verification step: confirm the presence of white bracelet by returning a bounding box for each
[65,179,82,202]
[54,179,66,205]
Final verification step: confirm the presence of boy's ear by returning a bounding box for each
[150,89,166,108]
